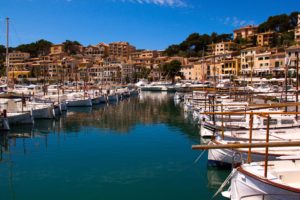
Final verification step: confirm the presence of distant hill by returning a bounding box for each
[164,11,300,57]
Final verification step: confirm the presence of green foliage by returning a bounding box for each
[164,32,233,57]
[15,39,52,57]
[63,40,82,55]
[162,60,182,83]
[258,14,290,33]
[165,11,299,56]
[132,67,151,82]
[270,32,295,47]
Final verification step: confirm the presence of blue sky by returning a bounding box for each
[0,0,299,50]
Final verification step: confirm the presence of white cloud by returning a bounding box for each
[220,16,255,28]
[118,0,187,7]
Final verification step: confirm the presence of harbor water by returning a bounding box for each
[0,92,229,200]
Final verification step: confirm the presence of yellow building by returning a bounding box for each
[209,41,239,55]
[257,31,275,47]
[109,42,136,60]
[8,71,30,79]
[181,65,194,80]
[50,44,65,55]
[234,25,258,40]
[193,61,208,81]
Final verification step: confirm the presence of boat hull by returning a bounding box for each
[230,169,300,200]
[8,112,34,124]
[67,99,92,107]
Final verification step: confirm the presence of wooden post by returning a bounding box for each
[221,104,224,139]
[285,62,288,112]
[204,93,207,111]
[247,111,253,163]
[264,114,270,178]
[212,95,216,126]
[296,52,299,119]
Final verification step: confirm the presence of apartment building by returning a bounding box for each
[270,52,285,77]
[50,44,65,55]
[240,47,263,74]
[285,46,300,68]
[253,51,271,75]
[130,50,158,67]
[233,25,258,40]
[209,41,239,56]
[257,31,275,47]
[181,65,194,80]
[109,42,136,60]
[193,61,208,81]
[8,51,30,67]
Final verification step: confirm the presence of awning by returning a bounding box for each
[253,68,270,72]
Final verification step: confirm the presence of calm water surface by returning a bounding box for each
[0,92,228,200]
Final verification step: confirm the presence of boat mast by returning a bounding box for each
[5,17,9,85]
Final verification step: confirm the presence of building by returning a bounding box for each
[181,65,194,80]
[295,14,300,43]
[253,51,271,75]
[209,41,239,56]
[286,46,300,69]
[50,44,65,55]
[221,58,241,76]
[256,31,275,47]
[270,51,285,77]
[85,43,109,58]
[109,42,136,60]
[233,25,258,40]
[85,45,102,57]
[8,51,30,66]
[193,60,208,81]
[130,50,159,68]
[240,47,266,74]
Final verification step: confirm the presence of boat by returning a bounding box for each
[225,159,300,200]
[7,112,34,124]
[208,139,300,168]
[107,93,118,102]
[66,93,92,107]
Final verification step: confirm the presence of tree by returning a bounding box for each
[63,40,82,55]
[162,60,182,83]
[15,39,52,57]
[164,32,233,57]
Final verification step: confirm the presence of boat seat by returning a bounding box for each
[275,170,300,187]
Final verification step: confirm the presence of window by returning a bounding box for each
[281,119,294,124]
[263,119,278,125]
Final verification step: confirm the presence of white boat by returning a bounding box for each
[7,112,34,124]
[67,98,92,107]
[99,95,106,103]
[208,139,300,168]
[92,96,101,105]
[107,94,118,102]
[201,112,299,139]
[66,93,92,107]
[225,160,300,199]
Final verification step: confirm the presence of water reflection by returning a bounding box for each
[0,92,229,200]
[0,92,200,158]
[207,168,230,190]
